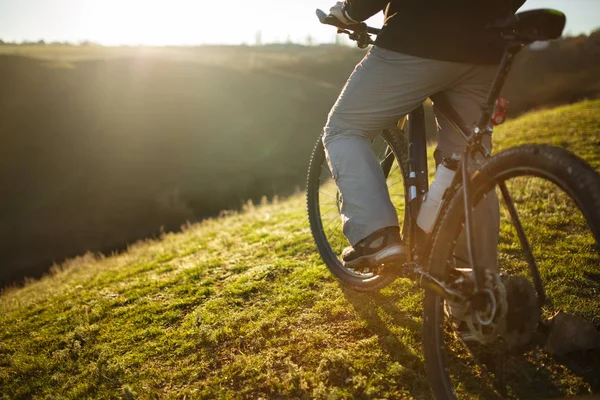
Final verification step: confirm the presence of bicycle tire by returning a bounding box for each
[306,128,410,292]
[423,144,600,399]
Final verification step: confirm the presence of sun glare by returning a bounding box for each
[81,0,252,46]
[73,0,376,46]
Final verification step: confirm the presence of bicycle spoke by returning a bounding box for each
[320,210,338,221]
[319,190,338,200]
[322,214,340,230]
[377,142,386,160]
[327,224,343,248]
[337,225,345,253]
[498,180,546,304]
[319,203,337,212]
[387,180,403,189]
[319,203,339,217]
[380,149,394,168]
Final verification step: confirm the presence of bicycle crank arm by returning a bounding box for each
[401,262,467,304]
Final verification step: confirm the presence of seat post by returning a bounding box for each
[476,45,522,130]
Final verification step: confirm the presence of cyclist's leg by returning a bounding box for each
[324,47,482,246]
[434,64,500,271]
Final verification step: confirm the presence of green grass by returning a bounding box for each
[1,100,600,399]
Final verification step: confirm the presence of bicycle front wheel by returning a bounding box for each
[306,128,411,292]
[423,145,600,399]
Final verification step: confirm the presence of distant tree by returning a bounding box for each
[255,30,262,46]
[37,39,45,45]
[305,35,314,46]
[79,40,100,46]
[0,39,4,45]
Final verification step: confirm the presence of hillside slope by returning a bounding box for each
[1,101,600,398]
[0,47,355,286]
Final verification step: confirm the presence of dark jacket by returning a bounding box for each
[345,0,526,64]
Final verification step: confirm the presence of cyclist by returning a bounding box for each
[324,0,525,270]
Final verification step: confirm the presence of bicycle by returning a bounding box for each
[306,8,600,399]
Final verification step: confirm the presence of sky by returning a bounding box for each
[0,0,598,46]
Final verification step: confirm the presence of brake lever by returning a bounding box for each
[315,9,369,32]
[315,9,328,24]
[315,8,379,48]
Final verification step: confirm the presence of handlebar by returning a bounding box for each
[316,9,380,48]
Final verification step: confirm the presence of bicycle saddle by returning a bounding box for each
[489,9,566,44]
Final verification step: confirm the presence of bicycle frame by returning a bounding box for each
[399,43,546,304]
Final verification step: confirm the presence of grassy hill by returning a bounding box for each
[1,100,599,398]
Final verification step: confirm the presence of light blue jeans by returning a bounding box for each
[323,46,499,268]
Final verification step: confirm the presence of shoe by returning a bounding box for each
[341,226,405,270]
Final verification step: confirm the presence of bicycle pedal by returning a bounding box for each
[377,260,410,277]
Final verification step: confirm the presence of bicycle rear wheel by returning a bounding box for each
[306,128,410,292]
[423,145,600,399]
